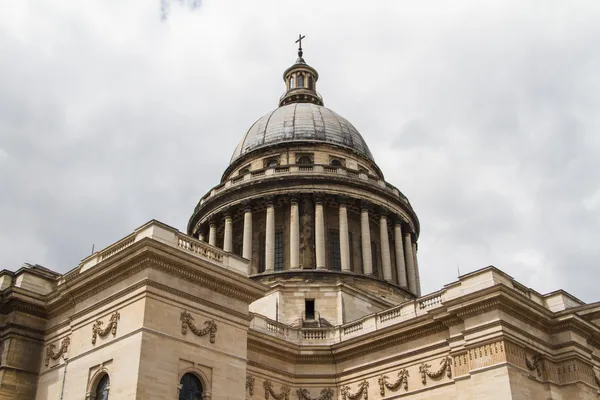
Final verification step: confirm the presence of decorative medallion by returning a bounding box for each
[378,368,409,395]
[45,337,70,366]
[340,380,368,400]
[92,311,120,345]
[263,379,290,400]
[246,374,255,396]
[297,388,334,400]
[180,311,217,344]
[419,356,452,385]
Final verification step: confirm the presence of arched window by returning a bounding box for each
[308,75,314,90]
[265,158,279,168]
[297,155,313,165]
[330,159,343,167]
[297,74,304,88]
[179,373,203,400]
[95,374,110,400]
[290,76,295,89]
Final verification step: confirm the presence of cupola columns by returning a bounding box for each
[394,223,408,288]
[209,222,217,247]
[404,233,416,293]
[339,203,351,272]
[265,202,275,272]
[315,200,326,269]
[361,207,373,275]
[380,215,392,281]
[223,214,233,253]
[290,200,300,269]
[243,208,253,260]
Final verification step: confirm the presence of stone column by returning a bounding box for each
[404,233,417,294]
[361,207,373,275]
[339,202,351,272]
[265,202,275,272]
[242,207,253,260]
[198,232,205,242]
[290,199,300,269]
[394,222,407,287]
[208,221,217,247]
[315,199,326,269]
[412,242,421,296]
[223,214,233,253]
[380,214,392,281]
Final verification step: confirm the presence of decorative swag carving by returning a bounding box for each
[45,337,70,366]
[246,374,255,396]
[297,388,334,400]
[180,311,217,343]
[378,368,409,395]
[341,380,368,400]
[419,356,452,385]
[92,311,120,345]
[263,379,290,400]
[526,354,543,377]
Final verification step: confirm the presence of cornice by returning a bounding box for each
[45,240,266,318]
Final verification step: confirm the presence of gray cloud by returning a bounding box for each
[1,0,599,302]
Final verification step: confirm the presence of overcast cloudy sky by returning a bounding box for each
[1,1,599,302]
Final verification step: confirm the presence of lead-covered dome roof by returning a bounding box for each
[230,103,375,163]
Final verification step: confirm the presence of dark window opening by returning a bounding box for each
[297,155,313,165]
[330,159,343,167]
[259,233,265,273]
[265,158,279,168]
[298,74,304,88]
[371,241,379,277]
[179,373,203,400]
[95,374,110,400]
[329,230,341,271]
[274,231,284,271]
[238,166,250,175]
[308,76,314,90]
[305,299,315,320]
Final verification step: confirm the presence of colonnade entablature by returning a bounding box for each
[191,191,421,296]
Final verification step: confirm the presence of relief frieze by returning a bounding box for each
[92,311,120,345]
[378,368,409,396]
[340,380,368,400]
[263,379,290,400]
[180,311,217,343]
[419,356,452,385]
[45,337,70,366]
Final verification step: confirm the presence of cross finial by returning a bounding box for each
[295,34,305,58]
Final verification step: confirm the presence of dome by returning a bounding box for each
[230,103,375,164]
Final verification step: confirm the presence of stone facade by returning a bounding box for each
[1,49,599,400]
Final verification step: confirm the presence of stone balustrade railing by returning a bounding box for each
[249,266,585,343]
[76,220,249,276]
[197,164,411,208]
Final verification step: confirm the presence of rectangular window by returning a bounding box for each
[274,231,284,271]
[329,229,341,271]
[305,299,315,320]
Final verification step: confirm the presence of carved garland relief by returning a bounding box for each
[263,379,291,400]
[180,311,217,343]
[92,311,120,345]
[45,337,70,366]
[297,388,334,400]
[378,368,409,395]
[246,374,255,396]
[419,356,452,385]
[341,380,368,400]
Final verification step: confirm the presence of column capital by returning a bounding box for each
[264,195,275,206]
[360,200,373,211]
[241,200,253,212]
[377,206,390,218]
[313,192,326,204]
[336,195,350,205]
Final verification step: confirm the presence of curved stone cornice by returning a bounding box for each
[189,174,419,237]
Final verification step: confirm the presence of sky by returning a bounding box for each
[1,1,599,302]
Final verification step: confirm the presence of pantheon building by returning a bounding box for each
[1,45,599,400]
